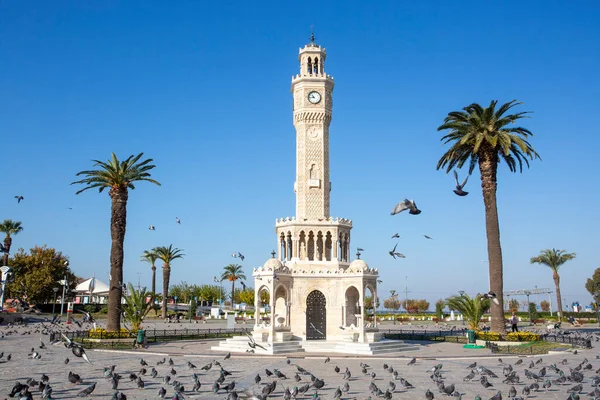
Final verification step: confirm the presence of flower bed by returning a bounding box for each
[474,331,541,342]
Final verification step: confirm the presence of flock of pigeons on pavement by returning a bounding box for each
[0,315,599,399]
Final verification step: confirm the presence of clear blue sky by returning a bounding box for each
[1,1,599,311]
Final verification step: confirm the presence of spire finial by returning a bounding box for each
[309,25,316,44]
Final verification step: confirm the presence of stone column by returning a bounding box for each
[333,239,339,260]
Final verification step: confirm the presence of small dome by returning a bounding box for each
[263,258,283,270]
[349,259,368,270]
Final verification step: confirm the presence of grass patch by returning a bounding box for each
[494,340,571,355]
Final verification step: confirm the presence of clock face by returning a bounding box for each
[308,91,321,104]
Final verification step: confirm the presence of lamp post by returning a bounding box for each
[52,287,59,315]
[60,275,67,316]
[524,290,532,325]
[174,295,178,314]
[213,276,223,307]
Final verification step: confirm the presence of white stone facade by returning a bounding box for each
[250,40,380,345]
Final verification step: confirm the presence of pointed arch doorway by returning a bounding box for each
[306,290,326,340]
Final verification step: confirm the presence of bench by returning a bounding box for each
[235,317,247,323]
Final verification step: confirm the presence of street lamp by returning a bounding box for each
[595,283,600,328]
[174,295,178,314]
[52,287,59,315]
[213,276,223,307]
[59,275,68,316]
[524,290,532,325]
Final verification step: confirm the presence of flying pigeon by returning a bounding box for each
[15,195,24,203]
[388,243,405,259]
[148,225,155,230]
[237,252,245,261]
[357,248,364,252]
[453,170,469,196]
[391,233,399,239]
[424,235,433,240]
[175,217,181,224]
[483,291,500,305]
[391,199,421,215]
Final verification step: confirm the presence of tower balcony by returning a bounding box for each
[275,216,352,228]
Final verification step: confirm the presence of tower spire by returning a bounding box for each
[309,25,316,45]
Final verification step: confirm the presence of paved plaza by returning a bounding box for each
[0,318,598,399]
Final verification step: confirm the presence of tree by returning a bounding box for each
[72,152,160,331]
[221,264,246,306]
[153,245,185,319]
[169,281,192,303]
[364,296,373,311]
[193,284,223,305]
[508,298,520,312]
[528,302,539,321]
[540,300,550,312]
[383,297,400,312]
[122,283,154,332]
[435,299,445,320]
[446,293,491,331]
[416,299,430,313]
[437,100,540,332]
[585,267,600,298]
[530,248,576,321]
[0,219,23,266]
[5,246,77,304]
[140,250,159,295]
[238,288,255,305]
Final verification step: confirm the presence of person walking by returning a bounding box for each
[511,312,519,332]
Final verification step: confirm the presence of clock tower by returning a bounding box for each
[291,37,334,220]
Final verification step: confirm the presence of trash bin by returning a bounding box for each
[137,329,146,344]
[466,330,475,344]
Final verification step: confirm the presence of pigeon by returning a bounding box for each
[15,195,24,203]
[237,252,245,261]
[389,243,405,259]
[408,357,416,366]
[463,371,476,381]
[391,233,400,239]
[483,291,500,305]
[453,170,469,196]
[391,199,421,215]
[480,376,493,388]
[149,225,155,230]
[175,217,181,224]
[325,357,330,363]
[224,352,231,360]
[489,391,502,400]
[425,389,435,400]
[424,235,433,240]
[77,382,96,397]
[508,385,517,397]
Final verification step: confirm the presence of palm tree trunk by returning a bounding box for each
[162,265,171,319]
[107,187,128,332]
[554,272,563,321]
[3,236,11,266]
[151,266,156,295]
[479,154,505,333]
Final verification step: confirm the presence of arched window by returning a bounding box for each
[313,57,319,74]
[307,57,312,75]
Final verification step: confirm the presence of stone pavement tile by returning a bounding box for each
[1,322,597,399]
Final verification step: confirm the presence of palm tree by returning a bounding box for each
[140,250,159,295]
[72,152,160,331]
[446,293,491,331]
[122,283,155,332]
[437,100,540,332]
[530,248,576,321]
[153,245,185,319]
[221,264,246,307]
[0,219,23,266]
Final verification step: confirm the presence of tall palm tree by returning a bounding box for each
[530,248,576,321]
[0,219,23,266]
[221,264,246,306]
[437,100,540,333]
[141,250,159,295]
[153,245,185,319]
[72,152,160,331]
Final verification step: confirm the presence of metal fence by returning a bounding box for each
[540,334,592,348]
[382,329,467,343]
[53,327,249,346]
